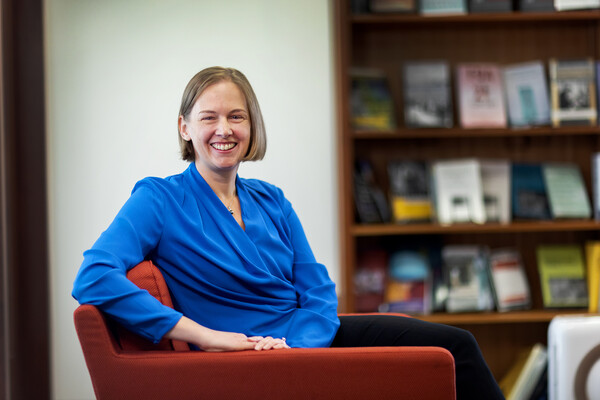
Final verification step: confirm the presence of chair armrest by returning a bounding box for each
[75,305,456,400]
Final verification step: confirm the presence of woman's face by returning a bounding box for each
[179,80,251,175]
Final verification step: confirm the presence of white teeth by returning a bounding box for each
[211,143,236,151]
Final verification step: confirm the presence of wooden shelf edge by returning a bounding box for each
[351,220,600,236]
[352,10,600,24]
[415,309,594,325]
[353,126,600,139]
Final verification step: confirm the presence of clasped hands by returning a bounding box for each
[201,330,291,352]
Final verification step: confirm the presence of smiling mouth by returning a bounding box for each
[211,143,237,151]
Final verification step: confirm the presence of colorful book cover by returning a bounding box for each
[542,163,591,219]
[380,250,431,315]
[456,63,507,128]
[387,160,433,223]
[503,61,551,127]
[536,245,588,308]
[350,68,396,131]
[488,248,531,312]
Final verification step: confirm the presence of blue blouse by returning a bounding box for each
[72,163,340,348]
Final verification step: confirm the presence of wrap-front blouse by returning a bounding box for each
[72,163,340,348]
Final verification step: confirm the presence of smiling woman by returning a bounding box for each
[73,66,338,352]
[72,66,503,400]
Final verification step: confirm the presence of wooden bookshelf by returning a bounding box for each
[333,0,600,381]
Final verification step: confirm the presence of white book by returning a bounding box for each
[489,249,531,312]
[554,0,600,10]
[432,158,486,225]
[480,160,511,224]
[503,61,551,127]
[508,343,547,400]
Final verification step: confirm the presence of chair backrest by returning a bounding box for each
[114,260,189,351]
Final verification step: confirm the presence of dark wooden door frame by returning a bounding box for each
[1,0,50,398]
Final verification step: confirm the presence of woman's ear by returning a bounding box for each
[178,115,191,141]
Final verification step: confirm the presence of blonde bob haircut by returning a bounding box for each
[178,67,267,162]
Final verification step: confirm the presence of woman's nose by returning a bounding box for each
[216,118,232,137]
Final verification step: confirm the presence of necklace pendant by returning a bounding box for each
[228,206,234,215]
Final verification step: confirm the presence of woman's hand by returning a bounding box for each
[165,316,290,352]
[250,336,290,351]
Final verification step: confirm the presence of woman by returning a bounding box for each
[73,67,504,398]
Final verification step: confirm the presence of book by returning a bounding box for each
[354,249,388,312]
[536,245,588,308]
[354,160,390,223]
[500,343,548,400]
[402,61,453,128]
[387,160,433,223]
[380,250,431,314]
[549,58,597,127]
[517,0,555,11]
[419,0,467,14]
[468,0,513,12]
[542,163,592,219]
[456,63,507,128]
[503,61,551,127]
[443,245,494,313]
[593,153,600,221]
[369,0,416,12]
[554,0,600,10]
[350,68,396,131]
[511,163,551,220]
[431,158,486,225]
[480,160,511,224]
[585,241,600,313]
[488,249,531,312]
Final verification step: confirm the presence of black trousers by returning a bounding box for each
[331,315,505,400]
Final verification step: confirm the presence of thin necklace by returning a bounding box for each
[222,193,236,216]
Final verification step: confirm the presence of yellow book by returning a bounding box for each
[536,245,588,308]
[500,344,548,400]
[585,241,600,313]
[499,347,531,396]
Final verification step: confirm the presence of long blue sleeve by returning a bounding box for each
[72,185,183,343]
[73,163,339,347]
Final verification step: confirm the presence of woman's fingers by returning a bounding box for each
[253,336,289,351]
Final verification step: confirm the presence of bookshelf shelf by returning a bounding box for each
[334,0,600,380]
[418,309,589,325]
[354,126,600,140]
[352,10,600,24]
[351,220,600,236]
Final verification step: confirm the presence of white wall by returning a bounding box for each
[44,1,337,398]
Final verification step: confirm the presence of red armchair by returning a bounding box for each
[74,261,456,400]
